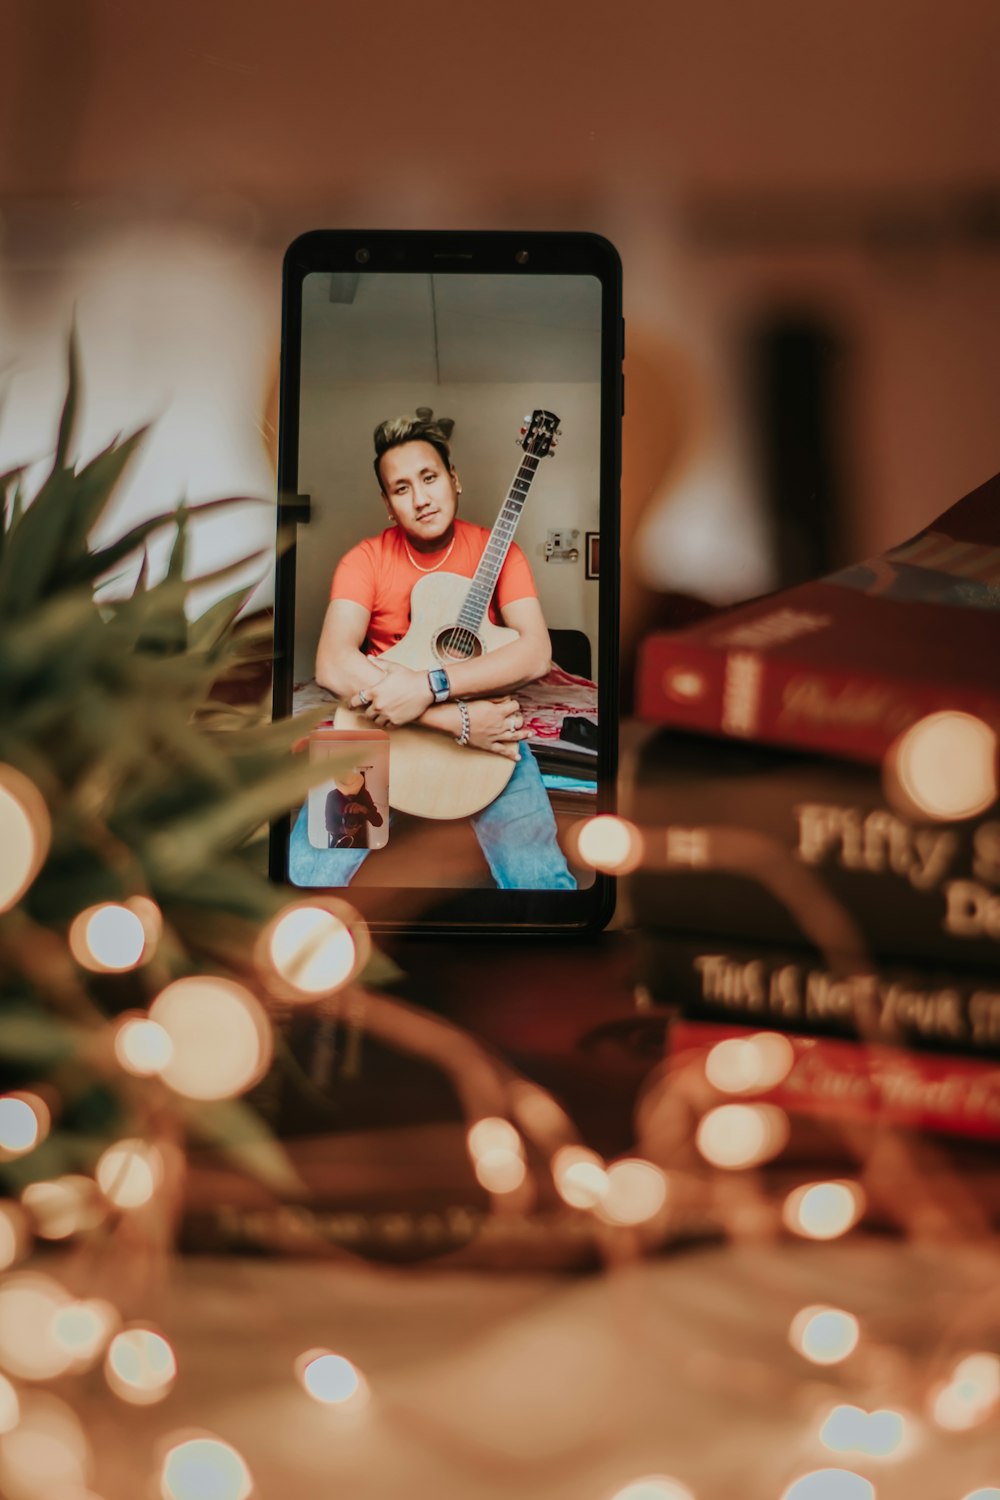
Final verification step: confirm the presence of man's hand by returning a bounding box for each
[351,663,433,726]
[465,697,527,761]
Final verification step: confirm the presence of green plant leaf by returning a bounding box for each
[182,1097,306,1196]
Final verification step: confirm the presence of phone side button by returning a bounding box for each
[620,376,625,415]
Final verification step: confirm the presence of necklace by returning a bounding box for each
[403,535,456,573]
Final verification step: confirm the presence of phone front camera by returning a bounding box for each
[514,249,530,265]
[355,248,371,265]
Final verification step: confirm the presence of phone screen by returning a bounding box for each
[272,234,620,929]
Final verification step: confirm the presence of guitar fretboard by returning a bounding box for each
[456,453,541,632]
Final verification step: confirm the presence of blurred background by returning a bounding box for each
[1,0,998,672]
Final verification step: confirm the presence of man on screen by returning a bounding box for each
[288,414,576,889]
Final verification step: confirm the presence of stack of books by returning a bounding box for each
[627,470,1000,1144]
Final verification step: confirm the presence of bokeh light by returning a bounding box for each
[0,1391,91,1500]
[0,765,51,913]
[780,1471,874,1500]
[888,711,997,821]
[259,899,369,999]
[114,1016,174,1077]
[789,1306,860,1365]
[597,1159,669,1225]
[21,1175,104,1240]
[159,1435,252,1500]
[105,1328,177,1406]
[609,1477,696,1500]
[473,1147,527,1195]
[95,1140,163,1210]
[552,1145,610,1209]
[820,1403,906,1457]
[783,1182,865,1240]
[149,976,273,1100]
[0,1374,19,1435]
[51,1300,120,1370]
[705,1032,795,1093]
[930,1355,1000,1431]
[296,1350,368,1408]
[0,1274,75,1380]
[574,815,644,874]
[467,1117,522,1159]
[960,1491,1000,1500]
[696,1103,790,1169]
[68,902,149,973]
[0,1203,28,1270]
[0,1093,50,1160]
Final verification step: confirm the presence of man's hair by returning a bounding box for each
[373,414,453,490]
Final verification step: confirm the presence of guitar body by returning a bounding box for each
[333,571,521,820]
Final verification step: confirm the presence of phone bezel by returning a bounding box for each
[270,229,622,934]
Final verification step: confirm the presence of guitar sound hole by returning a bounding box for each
[435,626,483,662]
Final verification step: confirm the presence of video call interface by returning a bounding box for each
[287,271,603,892]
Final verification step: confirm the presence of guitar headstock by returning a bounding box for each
[519,409,561,458]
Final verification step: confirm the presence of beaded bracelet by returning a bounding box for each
[454,699,471,747]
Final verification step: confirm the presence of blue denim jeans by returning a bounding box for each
[289,744,576,890]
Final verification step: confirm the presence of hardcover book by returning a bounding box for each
[624,728,1000,971]
[635,470,1000,762]
[636,933,1000,1059]
[669,1019,1000,1142]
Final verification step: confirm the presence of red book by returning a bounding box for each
[636,471,1000,762]
[670,1018,1000,1142]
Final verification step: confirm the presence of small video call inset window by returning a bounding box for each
[307,729,389,851]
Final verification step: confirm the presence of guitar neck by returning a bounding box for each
[456,452,541,631]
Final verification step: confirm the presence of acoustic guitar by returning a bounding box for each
[333,409,561,820]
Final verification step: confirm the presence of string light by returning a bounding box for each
[696,1103,790,1169]
[95,1140,163,1210]
[467,1117,527,1194]
[552,1146,610,1209]
[149,976,272,1100]
[159,1435,252,1500]
[819,1403,907,1458]
[609,1478,696,1500]
[296,1350,369,1409]
[0,764,51,913]
[783,1182,865,1240]
[0,1374,19,1435]
[114,1016,174,1077]
[68,901,154,974]
[929,1353,1000,1430]
[0,1093,50,1160]
[789,1307,860,1365]
[258,898,370,999]
[780,1471,874,1500]
[704,1033,795,1093]
[105,1328,177,1406]
[0,1391,91,1499]
[0,1204,28,1271]
[21,1176,104,1241]
[0,1274,75,1380]
[597,1159,669,1226]
[50,1300,120,1371]
[574,815,644,874]
[887,711,997,821]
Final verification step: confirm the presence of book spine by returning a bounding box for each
[669,1018,1000,1142]
[636,935,1000,1060]
[635,634,1000,763]
[624,732,1000,969]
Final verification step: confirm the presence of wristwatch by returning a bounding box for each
[427,667,451,704]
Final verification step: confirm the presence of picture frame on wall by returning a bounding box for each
[585,531,600,580]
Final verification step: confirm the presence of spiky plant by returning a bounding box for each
[0,337,353,1204]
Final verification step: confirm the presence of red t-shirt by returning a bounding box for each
[330,518,538,656]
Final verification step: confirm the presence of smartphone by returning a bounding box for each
[269,230,622,934]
